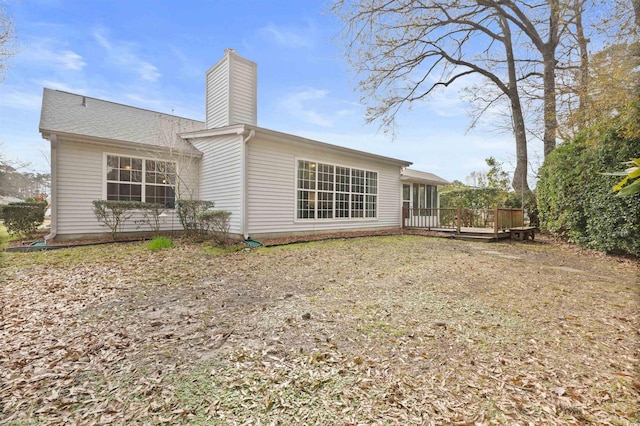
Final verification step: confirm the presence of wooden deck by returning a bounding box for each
[421,227,512,242]
[402,207,535,242]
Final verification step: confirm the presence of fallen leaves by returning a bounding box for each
[1,236,638,424]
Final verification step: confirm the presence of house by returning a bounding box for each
[39,49,447,241]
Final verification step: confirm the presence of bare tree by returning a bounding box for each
[331,0,534,191]
[555,0,639,138]
[474,0,565,158]
[0,6,16,82]
[332,0,636,191]
[141,114,202,203]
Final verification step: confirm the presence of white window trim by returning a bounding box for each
[293,157,379,223]
[102,152,179,207]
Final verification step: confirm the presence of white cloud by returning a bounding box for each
[36,80,85,94]
[93,28,161,82]
[258,22,315,49]
[18,38,86,71]
[0,89,42,110]
[57,50,86,71]
[169,45,202,79]
[278,88,334,127]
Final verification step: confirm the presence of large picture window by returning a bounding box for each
[296,160,377,220]
[106,155,176,208]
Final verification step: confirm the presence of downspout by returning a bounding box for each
[45,134,57,241]
[241,129,255,239]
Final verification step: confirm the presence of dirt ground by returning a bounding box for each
[1,234,638,425]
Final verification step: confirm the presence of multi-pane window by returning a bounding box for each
[351,168,365,218]
[297,160,316,219]
[366,171,377,218]
[106,155,176,208]
[107,156,143,202]
[317,163,334,219]
[335,167,350,218]
[296,160,377,220]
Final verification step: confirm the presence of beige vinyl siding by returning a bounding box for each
[205,59,230,129]
[205,52,257,129]
[191,134,243,234]
[246,135,402,237]
[55,138,197,237]
[229,56,257,126]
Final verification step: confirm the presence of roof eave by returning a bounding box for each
[252,125,412,167]
[401,175,449,185]
[39,129,203,158]
[182,124,412,167]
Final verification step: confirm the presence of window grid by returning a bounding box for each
[297,161,315,219]
[106,155,176,208]
[335,166,350,218]
[297,160,377,220]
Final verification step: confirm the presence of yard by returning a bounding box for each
[1,235,638,425]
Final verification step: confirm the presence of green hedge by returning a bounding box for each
[3,202,46,238]
[537,103,640,255]
[176,199,215,233]
[440,187,522,209]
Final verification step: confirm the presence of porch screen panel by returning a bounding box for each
[426,185,437,209]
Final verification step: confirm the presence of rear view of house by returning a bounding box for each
[39,49,447,241]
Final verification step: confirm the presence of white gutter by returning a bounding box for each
[241,129,256,239]
[44,134,57,241]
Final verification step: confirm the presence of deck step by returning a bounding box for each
[451,234,501,242]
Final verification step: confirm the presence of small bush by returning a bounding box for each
[92,200,139,240]
[0,222,9,251]
[198,210,232,245]
[176,200,215,234]
[148,236,174,250]
[136,202,166,237]
[3,202,46,238]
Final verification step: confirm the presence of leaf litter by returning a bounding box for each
[1,235,638,424]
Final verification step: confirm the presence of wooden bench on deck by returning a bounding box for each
[510,226,537,241]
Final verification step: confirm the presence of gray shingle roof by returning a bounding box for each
[39,89,204,155]
[401,168,449,185]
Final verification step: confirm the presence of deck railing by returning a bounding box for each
[495,208,524,231]
[403,206,525,237]
[402,207,458,230]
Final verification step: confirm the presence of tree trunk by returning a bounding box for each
[511,97,530,193]
[542,0,560,157]
[542,51,558,157]
[500,16,531,193]
[574,0,589,131]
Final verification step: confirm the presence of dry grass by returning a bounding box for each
[1,235,638,425]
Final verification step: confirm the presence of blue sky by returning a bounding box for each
[0,0,536,182]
